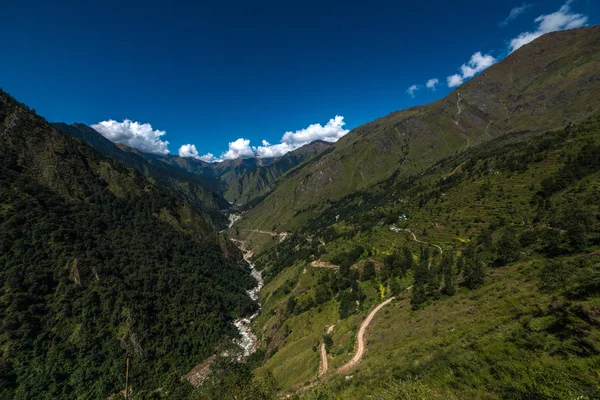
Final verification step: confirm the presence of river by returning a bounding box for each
[231,240,263,359]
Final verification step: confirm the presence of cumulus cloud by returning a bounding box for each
[426,78,439,90]
[447,74,464,88]
[460,52,497,78]
[406,84,420,98]
[221,138,255,160]
[509,0,588,52]
[92,119,170,154]
[499,3,532,27]
[281,115,349,146]
[446,52,497,88]
[179,116,350,162]
[199,153,218,162]
[178,143,200,158]
[177,144,219,162]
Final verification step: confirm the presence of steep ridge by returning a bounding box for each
[0,90,257,399]
[53,123,230,227]
[224,140,332,205]
[235,26,600,236]
[63,124,333,210]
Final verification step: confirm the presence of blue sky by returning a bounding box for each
[1,0,597,161]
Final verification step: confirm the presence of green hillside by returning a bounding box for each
[0,90,257,399]
[224,140,332,205]
[233,25,600,243]
[247,109,600,400]
[2,21,600,400]
[53,123,230,228]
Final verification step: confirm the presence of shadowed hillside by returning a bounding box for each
[0,89,257,399]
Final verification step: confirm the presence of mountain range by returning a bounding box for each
[1,24,600,400]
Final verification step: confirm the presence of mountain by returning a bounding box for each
[224,140,332,205]
[55,123,333,210]
[233,25,600,241]
[0,90,257,399]
[249,112,600,398]
[197,26,600,399]
[52,123,230,227]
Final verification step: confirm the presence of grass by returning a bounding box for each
[247,115,600,399]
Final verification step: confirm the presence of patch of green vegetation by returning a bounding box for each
[244,113,600,398]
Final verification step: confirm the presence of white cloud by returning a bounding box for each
[178,143,200,158]
[92,119,170,154]
[509,0,588,52]
[221,138,255,160]
[280,115,349,147]
[426,78,439,90]
[254,141,294,158]
[178,144,219,163]
[179,116,350,162]
[199,153,218,162]
[460,52,497,78]
[499,3,532,27]
[406,84,420,98]
[447,74,464,88]
[446,52,497,88]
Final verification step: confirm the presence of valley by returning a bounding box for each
[2,17,600,400]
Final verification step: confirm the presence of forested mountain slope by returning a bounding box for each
[53,122,230,227]
[234,25,600,238]
[224,140,332,205]
[57,123,333,210]
[246,109,600,400]
[0,90,256,399]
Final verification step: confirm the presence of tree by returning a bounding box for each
[390,278,403,296]
[464,253,486,289]
[456,256,465,275]
[411,284,427,310]
[285,296,297,316]
[494,228,521,266]
[338,291,355,319]
[383,252,398,280]
[441,252,456,296]
[315,284,331,305]
[362,261,376,281]
[400,247,414,275]
[323,334,333,352]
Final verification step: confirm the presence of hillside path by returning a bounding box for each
[318,325,335,377]
[389,225,443,255]
[336,297,394,375]
[239,229,291,243]
[310,260,339,270]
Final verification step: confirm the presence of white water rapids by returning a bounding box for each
[231,241,263,359]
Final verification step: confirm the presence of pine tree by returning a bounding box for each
[362,261,376,281]
[441,252,456,295]
[411,284,427,310]
[400,246,414,275]
[464,253,485,289]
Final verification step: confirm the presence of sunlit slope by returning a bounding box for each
[236,25,600,236]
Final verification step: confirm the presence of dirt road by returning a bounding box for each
[336,297,394,375]
[310,260,339,270]
[318,325,335,377]
[239,229,291,243]
[389,225,443,255]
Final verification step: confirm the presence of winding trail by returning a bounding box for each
[336,297,395,375]
[239,229,291,243]
[310,260,339,271]
[318,325,335,377]
[390,225,443,255]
